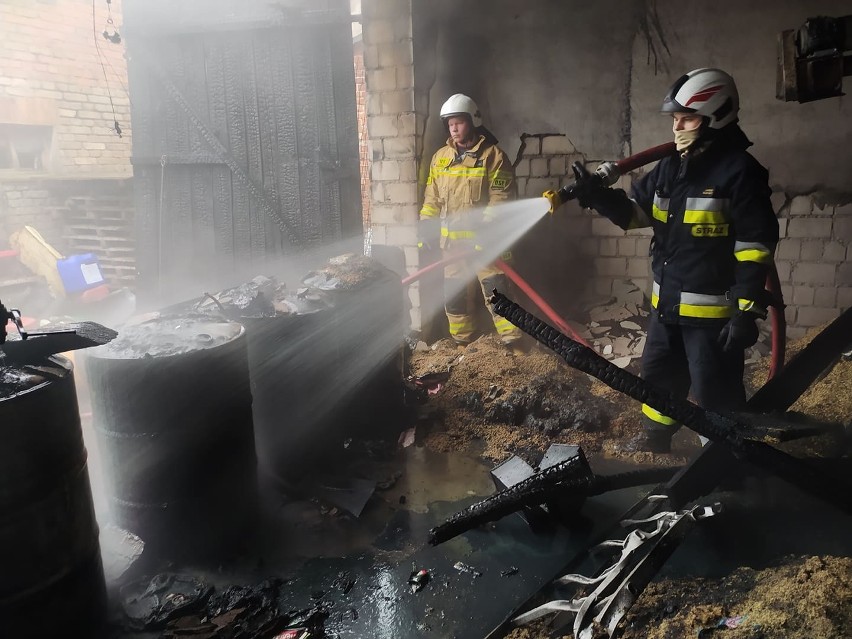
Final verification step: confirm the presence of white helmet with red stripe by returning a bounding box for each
[440,94,483,128]
[661,68,739,129]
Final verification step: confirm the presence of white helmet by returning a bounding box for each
[661,68,739,129]
[440,93,482,128]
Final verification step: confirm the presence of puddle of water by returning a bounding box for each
[378,446,495,514]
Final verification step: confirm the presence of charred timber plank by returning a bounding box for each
[139,46,298,248]
[204,37,237,278]
[293,28,322,246]
[428,456,588,546]
[222,36,252,263]
[428,463,679,547]
[266,28,302,248]
[243,39,267,261]
[329,21,363,238]
[254,33,284,257]
[489,292,852,515]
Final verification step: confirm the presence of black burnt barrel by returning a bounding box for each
[244,256,406,483]
[0,357,106,637]
[84,318,256,559]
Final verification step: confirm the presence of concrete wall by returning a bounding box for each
[359,0,852,337]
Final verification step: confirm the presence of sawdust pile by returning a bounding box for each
[620,555,852,639]
[421,316,850,639]
[409,335,640,463]
[747,323,852,427]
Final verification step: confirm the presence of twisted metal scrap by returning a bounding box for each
[512,504,720,638]
[489,291,852,514]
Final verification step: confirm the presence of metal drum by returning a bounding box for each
[0,356,106,637]
[246,257,406,484]
[84,318,256,559]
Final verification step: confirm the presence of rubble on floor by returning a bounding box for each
[117,573,329,638]
[409,334,644,463]
[412,291,850,639]
[619,555,852,639]
[503,555,852,639]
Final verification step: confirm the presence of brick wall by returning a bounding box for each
[362,0,422,328]
[774,194,852,337]
[357,4,852,337]
[513,132,852,338]
[0,177,134,286]
[0,0,131,176]
[513,133,653,303]
[354,41,371,227]
[0,0,135,286]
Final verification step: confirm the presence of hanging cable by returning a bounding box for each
[91,0,123,137]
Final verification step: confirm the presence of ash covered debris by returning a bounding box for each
[117,573,330,638]
[187,254,400,322]
[464,374,606,437]
[91,318,244,359]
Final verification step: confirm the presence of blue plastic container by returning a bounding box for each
[56,253,105,294]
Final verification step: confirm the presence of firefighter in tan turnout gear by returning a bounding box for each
[418,93,523,347]
[574,69,780,453]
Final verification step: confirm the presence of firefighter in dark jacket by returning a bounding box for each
[576,68,779,453]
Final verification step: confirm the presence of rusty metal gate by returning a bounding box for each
[124,0,361,300]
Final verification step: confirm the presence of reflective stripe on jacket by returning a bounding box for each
[419,134,515,243]
[629,126,779,325]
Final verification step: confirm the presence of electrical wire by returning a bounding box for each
[91,0,123,137]
[98,0,131,99]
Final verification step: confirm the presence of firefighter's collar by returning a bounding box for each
[447,134,487,156]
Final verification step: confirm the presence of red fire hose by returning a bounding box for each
[401,250,591,347]
[765,266,786,381]
[614,142,677,173]
[492,257,591,347]
[401,251,785,380]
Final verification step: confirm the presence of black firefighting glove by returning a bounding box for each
[571,161,608,209]
[717,311,760,353]
[571,161,634,230]
[417,217,441,251]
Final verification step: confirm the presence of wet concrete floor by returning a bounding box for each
[95,443,652,639]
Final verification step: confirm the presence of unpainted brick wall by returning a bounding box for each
[0,0,134,285]
[773,195,852,338]
[362,0,422,328]
[354,43,371,227]
[495,132,852,338]
[513,133,653,305]
[0,0,131,176]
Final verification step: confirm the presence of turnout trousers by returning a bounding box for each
[640,313,746,438]
[443,254,521,345]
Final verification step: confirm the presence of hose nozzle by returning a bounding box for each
[543,189,564,214]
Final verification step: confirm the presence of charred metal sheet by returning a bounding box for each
[489,291,852,514]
